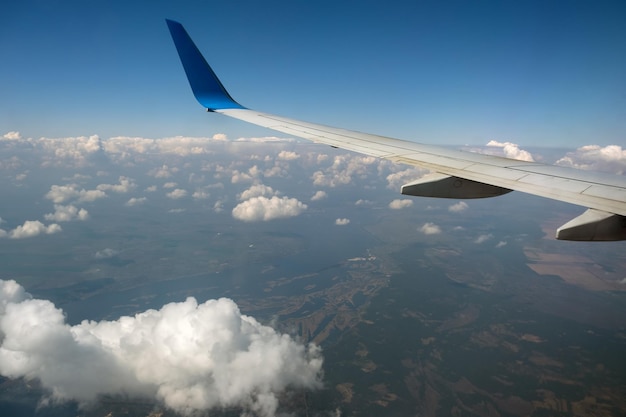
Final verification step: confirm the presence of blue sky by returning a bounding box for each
[2,0,625,147]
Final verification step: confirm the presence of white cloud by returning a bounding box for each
[45,184,107,204]
[312,154,378,187]
[2,131,21,140]
[386,167,429,190]
[486,140,535,162]
[277,150,300,161]
[419,222,441,235]
[96,176,136,193]
[232,196,307,222]
[212,133,228,141]
[213,200,225,213]
[44,205,89,222]
[148,164,178,179]
[231,169,254,184]
[556,144,626,175]
[0,280,322,416]
[239,184,276,201]
[94,248,119,259]
[335,218,350,226]
[166,189,188,200]
[311,190,327,201]
[126,197,147,207]
[448,201,469,212]
[355,199,373,206]
[162,181,178,189]
[1,220,62,239]
[389,199,413,210]
[192,190,210,200]
[474,233,493,244]
[495,240,507,248]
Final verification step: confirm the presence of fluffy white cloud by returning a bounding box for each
[2,131,21,140]
[45,184,107,204]
[0,280,323,416]
[389,199,413,210]
[495,240,507,248]
[486,140,535,162]
[96,176,136,193]
[239,184,276,201]
[0,220,62,239]
[312,154,378,187]
[311,190,327,201]
[162,182,178,189]
[335,218,350,226]
[192,190,210,200]
[126,197,147,207]
[44,205,89,222]
[474,233,493,244]
[277,150,300,161]
[386,167,428,190]
[148,164,178,179]
[166,189,188,200]
[232,196,307,222]
[419,222,441,235]
[556,144,626,175]
[448,201,469,212]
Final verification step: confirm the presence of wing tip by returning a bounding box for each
[166,19,245,111]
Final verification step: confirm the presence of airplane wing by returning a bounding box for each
[166,19,626,241]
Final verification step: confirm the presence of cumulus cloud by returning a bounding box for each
[231,169,255,184]
[45,184,107,204]
[96,176,136,193]
[495,240,507,248]
[232,196,307,222]
[44,205,89,222]
[486,140,534,162]
[213,200,225,213]
[126,197,147,207]
[419,222,441,235]
[277,150,300,161]
[386,167,429,190]
[192,190,210,200]
[556,144,626,175]
[0,220,62,239]
[239,184,276,201]
[2,131,21,140]
[148,164,178,179]
[312,154,377,187]
[166,189,188,200]
[389,199,413,210]
[474,233,493,244]
[335,218,350,226]
[448,201,469,212]
[0,280,322,416]
[311,190,327,201]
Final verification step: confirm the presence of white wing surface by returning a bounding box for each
[167,20,626,241]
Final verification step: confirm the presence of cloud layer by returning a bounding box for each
[0,280,323,416]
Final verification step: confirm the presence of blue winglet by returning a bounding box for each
[166,19,245,111]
